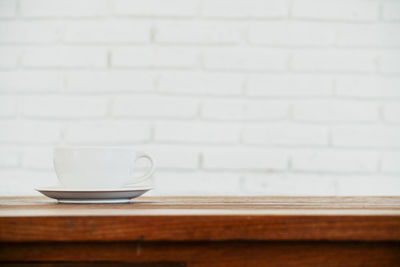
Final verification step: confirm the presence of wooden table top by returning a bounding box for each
[1,196,400,242]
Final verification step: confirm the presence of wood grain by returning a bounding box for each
[1,215,400,242]
[1,241,400,267]
[1,196,400,216]
[1,197,400,266]
[1,196,400,242]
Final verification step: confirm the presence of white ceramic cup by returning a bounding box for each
[53,147,155,189]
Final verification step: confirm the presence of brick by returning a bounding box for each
[20,0,108,17]
[22,147,53,170]
[64,122,151,144]
[156,21,240,44]
[244,100,288,120]
[151,172,240,196]
[203,148,287,170]
[22,96,108,118]
[0,71,63,92]
[112,95,199,118]
[0,149,19,168]
[0,21,61,43]
[336,23,400,47]
[0,0,16,18]
[332,125,400,148]
[0,170,57,196]
[292,0,379,21]
[243,123,328,146]
[293,100,378,122]
[248,22,335,46]
[135,145,199,170]
[383,1,400,21]
[241,173,337,195]
[379,52,400,74]
[202,0,287,18]
[382,152,400,172]
[67,71,154,92]
[383,103,400,123]
[0,121,61,144]
[201,99,288,120]
[336,76,400,98]
[112,47,199,68]
[22,47,107,68]
[292,50,376,72]
[155,122,240,144]
[0,47,19,68]
[64,20,151,43]
[158,72,243,95]
[335,175,400,196]
[204,48,288,71]
[246,74,333,96]
[114,0,199,17]
[201,100,243,120]
[292,150,379,172]
[0,96,17,117]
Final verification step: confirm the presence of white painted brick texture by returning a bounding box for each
[202,0,287,18]
[159,72,244,95]
[112,95,199,118]
[114,0,199,17]
[293,100,378,122]
[155,122,240,144]
[202,148,288,170]
[383,1,400,21]
[0,97,17,117]
[22,47,107,68]
[20,0,108,18]
[0,0,16,18]
[64,20,152,43]
[0,47,19,68]
[0,71,63,92]
[64,122,151,144]
[112,47,199,68]
[22,96,109,118]
[292,0,379,21]
[67,71,154,92]
[204,48,288,71]
[0,21,62,43]
[0,0,399,196]
[243,123,329,146]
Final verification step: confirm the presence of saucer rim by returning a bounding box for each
[36,186,153,192]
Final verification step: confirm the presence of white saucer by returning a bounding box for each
[36,186,152,204]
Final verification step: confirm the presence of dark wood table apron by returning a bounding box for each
[1,196,400,266]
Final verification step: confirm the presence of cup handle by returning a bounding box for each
[125,152,155,187]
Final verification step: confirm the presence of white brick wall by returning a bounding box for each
[20,0,109,18]
[114,0,199,17]
[159,72,244,95]
[204,48,288,71]
[292,100,378,122]
[0,0,16,18]
[64,21,152,43]
[383,1,400,21]
[202,0,287,18]
[112,47,199,68]
[112,95,199,118]
[243,123,329,146]
[67,71,154,92]
[22,96,109,118]
[64,122,151,144]
[291,0,379,21]
[0,0,399,196]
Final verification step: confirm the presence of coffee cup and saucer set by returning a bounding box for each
[36,147,155,204]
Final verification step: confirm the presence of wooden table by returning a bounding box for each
[1,196,400,266]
